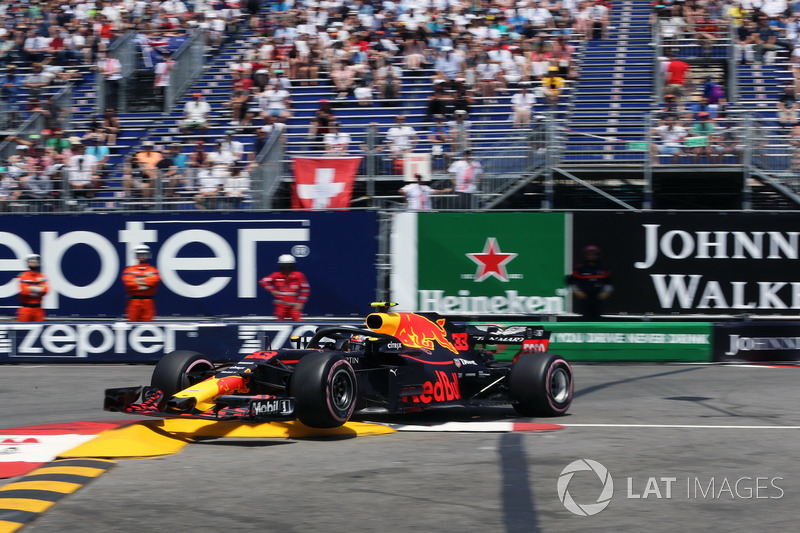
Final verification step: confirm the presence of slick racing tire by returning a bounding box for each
[290,351,357,428]
[509,353,573,417]
[151,350,215,397]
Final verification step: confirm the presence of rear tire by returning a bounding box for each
[290,352,357,428]
[509,353,573,416]
[151,350,215,397]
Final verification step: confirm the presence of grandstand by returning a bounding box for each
[2,0,800,213]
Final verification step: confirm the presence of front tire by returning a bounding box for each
[509,353,573,416]
[290,352,357,428]
[151,350,215,397]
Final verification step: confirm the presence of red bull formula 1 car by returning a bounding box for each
[105,305,574,428]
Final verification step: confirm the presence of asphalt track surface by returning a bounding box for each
[3,363,800,532]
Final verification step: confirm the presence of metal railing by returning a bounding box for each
[164,29,208,113]
[97,32,137,113]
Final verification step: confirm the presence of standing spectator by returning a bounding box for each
[511,83,537,128]
[777,82,799,127]
[399,173,451,211]
[429,114,454,168]
[384,115,418,173]
[154,54,175,109]
[259,254,310,321]
[664,51,691,108]
[448,110,473,153]
[17,253,48,322]
[181,92,211,135]
[566,245,613,320]
[448,149,482,209]
[67,139,100,199]
[121,244,160,322]
[97,50,122,110]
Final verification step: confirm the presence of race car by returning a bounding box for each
[104,304,574,428]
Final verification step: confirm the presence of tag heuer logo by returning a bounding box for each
[465,238,521,282]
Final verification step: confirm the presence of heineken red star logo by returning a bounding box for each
[466,238,518,282]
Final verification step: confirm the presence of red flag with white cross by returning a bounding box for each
[291,157,362,209]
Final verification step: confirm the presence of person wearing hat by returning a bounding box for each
[221,130,245,160]
[566,245,613,320]
[135,140,163,184]
[16,253,48,322]
[259,254,310,321]
[181,92,210,134]
[121,244,160,322]
[448,109,472,154]
[541,66,565,109]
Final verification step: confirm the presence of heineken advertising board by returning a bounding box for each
[391,213,570,315]
[485,322,713,362]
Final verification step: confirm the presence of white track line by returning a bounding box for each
[562,423,800,430]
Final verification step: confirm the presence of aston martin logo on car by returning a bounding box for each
[465,238,520,282]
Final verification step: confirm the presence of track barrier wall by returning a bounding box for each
[4,320,794,364]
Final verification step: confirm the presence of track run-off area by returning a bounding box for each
[1,363,799,532]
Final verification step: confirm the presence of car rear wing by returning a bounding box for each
[467,325,551,353]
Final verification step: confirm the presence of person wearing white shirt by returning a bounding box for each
[399,173,451,211]
[448,149,482,209]
[181,93,211,134]
[323,122,352,154]
[220,131,245,160]
[511,83,537,127]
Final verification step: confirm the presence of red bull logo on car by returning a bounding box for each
[366,312,460,354]
[403,371,461,404]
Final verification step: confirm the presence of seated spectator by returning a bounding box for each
[541,66,566,108]
[100,107,121,146]
[426,81,451,122]
[475,52,504,104]
[450,79,475,116]
[83,132,111,183]
[777,83,799,127]
[512,83,537,128]
[650,117,688,164]
[46,128,72,154]
[222,162,250,209]
[688,112,717,161]
[323,121,352,155]
[752,15,785,64]
[181,92,211,135]
[0,65,22,127]
[428,115,454,168]
[308,99,335,143]
[18,161,59,210]
[736,19,757,65]
[433,46,465,84]
[262,80,292,120]
[194,171,224,210]
[657,5,687,46]
[23,63,51,99]
[123,155,152,201]
[376,60,402,106]
[135,140,164,184]
[0,172,21,211]
[694,8,721,56]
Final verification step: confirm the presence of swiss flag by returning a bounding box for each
[292,157,362,210]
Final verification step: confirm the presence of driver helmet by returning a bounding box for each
[135,244,151,261]
[278,254,296,265]
[26,253,40,268]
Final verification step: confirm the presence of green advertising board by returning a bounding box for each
[392,213,570,315]
[481,322,713,362]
